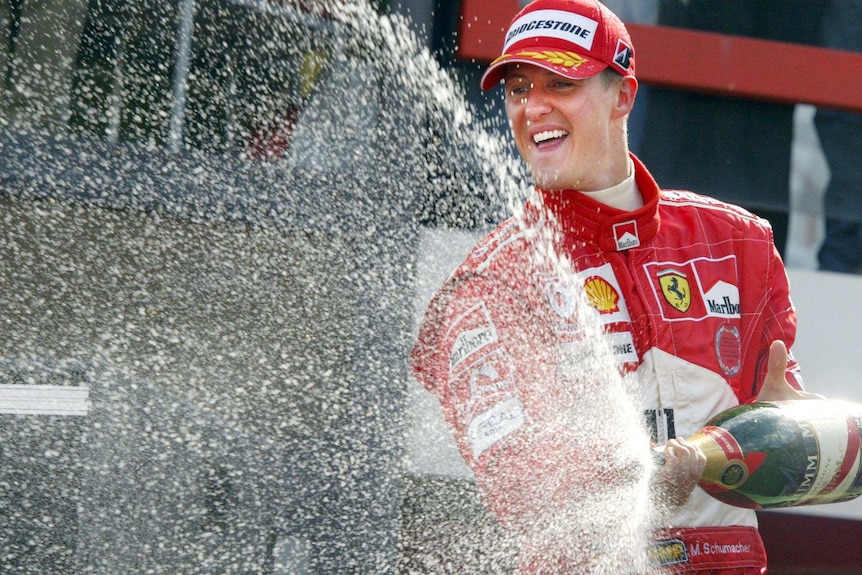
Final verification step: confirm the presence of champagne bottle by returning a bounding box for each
[687,399,862,509]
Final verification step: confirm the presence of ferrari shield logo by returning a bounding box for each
[659,269,691,313]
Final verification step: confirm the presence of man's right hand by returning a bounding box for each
[652,437,706,509]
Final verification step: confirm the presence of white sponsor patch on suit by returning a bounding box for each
[607,331,638,364]
[576,263,631,325]
[447,302,498,374]
[467,397,526,458]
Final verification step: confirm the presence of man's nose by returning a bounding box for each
[524,87,552,118]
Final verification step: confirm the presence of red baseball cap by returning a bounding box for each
[480,0,635,91]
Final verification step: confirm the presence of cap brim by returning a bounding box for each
[480,51,608,91]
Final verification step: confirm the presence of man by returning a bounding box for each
[411,0,817,573]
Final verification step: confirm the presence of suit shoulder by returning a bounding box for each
[456,217,532,275]
[659,189,770,230]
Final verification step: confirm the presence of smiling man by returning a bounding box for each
[411,1,818,573]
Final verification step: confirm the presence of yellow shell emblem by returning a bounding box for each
[517,50,588,69]
[583,276,619,314]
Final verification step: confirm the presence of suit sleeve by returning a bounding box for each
[410,271,648,534]
[751,237,803,400]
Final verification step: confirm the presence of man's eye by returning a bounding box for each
[507,85,529,97]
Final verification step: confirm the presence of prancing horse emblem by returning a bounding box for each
[658,269,691,313]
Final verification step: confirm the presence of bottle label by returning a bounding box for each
[689,426,748,494]
[795,414,862,505]
[697,401,862,509]
[691,426,749,491]
[770,401,862,506]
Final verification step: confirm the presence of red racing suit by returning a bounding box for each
[411,155,800,574]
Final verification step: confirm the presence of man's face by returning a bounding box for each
[504,64,625,192]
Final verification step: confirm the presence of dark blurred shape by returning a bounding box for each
[637,0,828,257]
[813,0,862,273]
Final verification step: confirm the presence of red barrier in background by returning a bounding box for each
[457,0,862,112]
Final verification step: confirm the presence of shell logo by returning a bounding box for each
[583,276,620,314]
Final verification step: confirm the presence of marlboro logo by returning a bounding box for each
[613,220,640,250]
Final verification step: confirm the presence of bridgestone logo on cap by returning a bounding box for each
[503,9,599,52]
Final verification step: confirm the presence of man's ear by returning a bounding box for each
[614,76,638,118]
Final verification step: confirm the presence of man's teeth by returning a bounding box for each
[533,130,568,144]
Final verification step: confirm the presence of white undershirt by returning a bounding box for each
[579,158,643,211]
